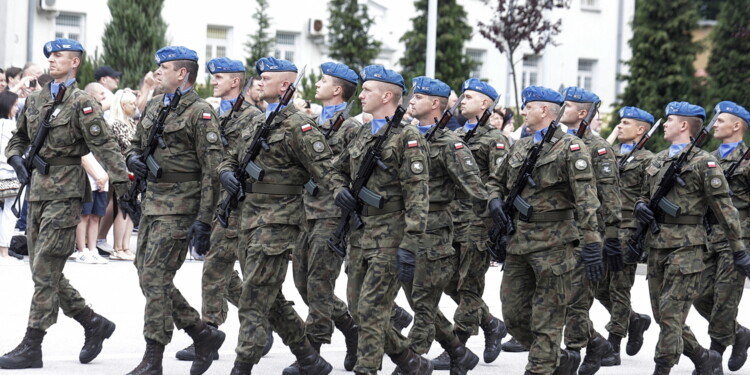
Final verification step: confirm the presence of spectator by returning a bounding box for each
[0,69,6,91]
[4,67,21,89]
[84,82,111,112]
[135,71,157,114]
[0,91,22,265]
[37,74,53,87]
[94,66,122,92]
[72,154,109,264]
[490,106,515,141]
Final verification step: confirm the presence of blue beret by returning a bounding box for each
[320,62,358,85]
[360,65,406,94]
[461,78,498,101]
[715,101,750,126]
[155,46,198,66]
[665,101,706,120]
[521,86,564,108]
[255,57,297,75]
[43,38,84,58]
[207,57,245,74]
[412,76,450,98]
[619,106,655,125]
[563,87,600,104]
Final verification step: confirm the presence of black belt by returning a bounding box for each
[429,202,450,212]
[361,201,405,216]
[47,157,81,166]
[656,215,702,225]
[244,182,303,195]
[153,172,201,183]
[518,209,575,222]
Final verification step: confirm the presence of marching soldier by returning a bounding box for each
[0,38,130,370]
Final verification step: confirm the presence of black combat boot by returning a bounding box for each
[185,321,225,375]
[230,360,254,375]
[479,314,507,363]
[283,340,322,375]
[684,347,721,375]
[126,338,164,375]
[626,312,651,356]
[175,343,220,361]
[600,333,622,366]
[708,340,726,375]
[392,305,414,331]
[653,360,672,375]
[291,339,332,375]
[729,325,750,371]
[502,336,530,352]
[389,349,433,375]
[552,349,581,375]
[72,306,116,364]
[439,336,479,375]
[0,327,45,369]
[431,331,471,370]
[578,332,612,375]
[334,312,359,371]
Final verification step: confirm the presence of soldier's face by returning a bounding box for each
[258,72,285,102]
[662,115,682,142]
[713,113,741,140]
[315,74,336,101]
[47,51,79,80]
[211,73,233,98]
[616,118,642,143]
[155,62,182,93]
[460,91,486,118]
[359,81,383,114]
[409,93,434,122]
[522,102,545,130]
[561,101,584,125]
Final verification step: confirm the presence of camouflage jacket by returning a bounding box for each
[220,100,261,153]
[335,120,429,253]
[578,127,622,239]
[487,126,602,254]
[218,104,346,230]
[126,90,223,224]
[616,146,654,230]
[639,147,742,252]
[302,109,362,220]
[708,146,750,244]
[6,83,129,202]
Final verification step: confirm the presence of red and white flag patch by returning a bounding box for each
[82,106,93,114]
[496,143,505,150]
[301,124,312,132]
[454,142,465,150]
[707,161,717,168]
[407,140,418,148]
[202,112,211,120]
[597,148,607,155]
[570,144,581,152]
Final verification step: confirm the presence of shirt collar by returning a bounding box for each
[219,98,237,116]
[720,140,743,159]
[463,122,477,133]
[371,118,387,135]
[619,143,635,155]
[319,102,347,125]
[566,128,577,135]
[668,143,689,158]
[533,126,550,144]
[50,78,76,99]
[417,123,434,134]
[265,102,285,119]
[163,87,191,106]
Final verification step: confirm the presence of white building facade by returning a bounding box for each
[0,0,634,111]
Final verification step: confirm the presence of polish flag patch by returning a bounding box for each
[407,140,418,148]
[570,144,581,152]
[454,142,465,150]
[82,106,93,114]
[496,143,505,150]
[707,161,717,168]
[301,124,312,132]
[597,148,607,155]
[202,112,211,120]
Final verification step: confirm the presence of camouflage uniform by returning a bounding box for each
[403,127,487,354]
[217,104,345,364]
[639,148,743,367]
[690,146,749,349]
[447,124,509,335]
[127,90,223,345]
[334,120,429,374]
[487,126,601,374]
[202,101,261,326]
[6,83,129,331]
[564,128,622,349]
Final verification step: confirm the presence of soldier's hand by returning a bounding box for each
[488,198,508,224]
[335,188,357,211]
[126,155,148,180]
[396,248,416,284]
[219,171,241,195]
[581,242,605,282]
[603,237,624,272]
[733,251,750,279]
[8,156,29,185]
[634,202,654,225]
[187,220,212,256]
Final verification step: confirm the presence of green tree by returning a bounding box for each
[245,0,275,69]
[327,0,382,72]
[101,0,167,89]
[299,70,322,102]
[614,0,702,152]
[706,0,750,109]
[76,49,103,87]
[398,0,477,91]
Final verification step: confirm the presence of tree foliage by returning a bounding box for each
[399,0,477,91]
[101,0,167,89]
[327,0,381,72]
[76,49,103,87]
[706,0,750,110]
[245,0,275,69]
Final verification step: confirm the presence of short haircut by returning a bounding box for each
[547,102,561,117]
[387,85,402,105]
[0,91,19,119]
[677,115,703,137]
[5,67,22,80]
[331,76,357,101]
[436,96,448,112]
[172,60,199,84]
[227,72,245,87]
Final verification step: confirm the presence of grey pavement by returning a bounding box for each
[1,238,749,374]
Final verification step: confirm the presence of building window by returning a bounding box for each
[577,59,596,91]
[274,31,299,64]
[522,55,541,88]
[581,0,600,11]
[55,13,84,44]
[206,26,231,63]
[466,49,486,79]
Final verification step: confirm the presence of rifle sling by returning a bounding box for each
[517,209,574,223]
[360,201,405,216]
[243,182,304,195]
[46,157,81,166]
[656,215,702,225]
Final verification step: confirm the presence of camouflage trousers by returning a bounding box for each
[502,243,576,375]
[26,199,87,330]
[134,214,201,345]
[235,224,307,364]
[445,220,491,335]
[595,261,638,338]
[347,246,410,375]
[689,240,747,348]
[646,245,705,366]
[292,218,349,344]
[201,218,242,326]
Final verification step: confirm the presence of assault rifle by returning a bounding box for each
[218,77,255,147]
[304,99,356,197]
[724,146,750,183]
[576,102,600,138]
[327,86,416,257]
[425,93,463,143]
[625,113,718,263]
[618,118,662,171]
[463,94,501,143]
[12,69,74,217]
[215,66,306,228]
[119,74,191,222]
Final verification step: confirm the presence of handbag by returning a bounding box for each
[0,178,21,199]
